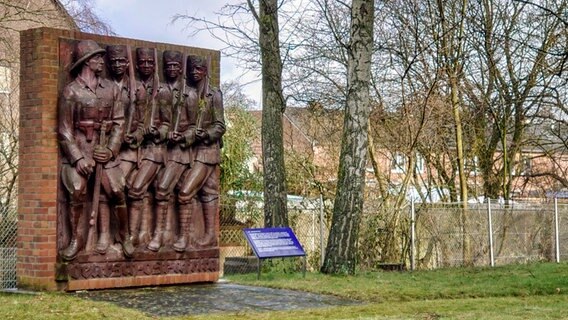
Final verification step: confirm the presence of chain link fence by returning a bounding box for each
[355,197,568,271]
[410,199,567,270]
[220,196,568,275]
[0,206,17,290]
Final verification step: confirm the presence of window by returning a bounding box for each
[415,154,425,174]
[392,153,424,173]
[520,156,531,176]
[391,152,407,173]
[0,131,11,150]
[466,156,479,176]
[512,155,531,176]
[391,152,424,173]
[0,66,11,94]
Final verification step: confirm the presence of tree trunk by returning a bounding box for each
[435,0,471,265]
[367,124,387,199]
[321,0,374,275]
[257,0,288,227]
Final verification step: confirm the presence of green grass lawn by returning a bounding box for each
[2,262,568,319]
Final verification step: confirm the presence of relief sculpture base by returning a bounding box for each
[57,248,219,290]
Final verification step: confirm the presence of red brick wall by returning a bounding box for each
[18,27,220,290]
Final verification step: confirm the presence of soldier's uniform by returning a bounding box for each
[126,75,170,200]
[144,50,186,251]
[176,86,225,249]
[115,72,139,180]
[152,80,197,251]
[125,75,169,243]
[104,45,138,257]
[58,40,125,260]
[154,83,196,202]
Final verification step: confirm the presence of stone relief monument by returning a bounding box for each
[56,38,224,286]
[17,28,223,290]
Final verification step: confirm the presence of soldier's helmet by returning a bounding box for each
[136,48,154,60]
[163,50,183,64]
[188,55,207,68]
[70,40,106,72]
[106,45,128,59]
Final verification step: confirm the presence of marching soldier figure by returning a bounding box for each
[126,48,171,249]
[58,40,128,260]
[147,50,187,251]
[176,55,225,250]
[104,44,137,257]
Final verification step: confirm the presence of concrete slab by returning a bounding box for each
[75,281,360,317]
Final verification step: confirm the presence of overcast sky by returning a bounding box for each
[92,0,262,106]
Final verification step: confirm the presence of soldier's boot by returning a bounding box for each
[147,201,167,252]
[196,199,219,248]
[173,204,191,252]
[163,202,175,245]
[95,203,111,254]
[61,204,86,261]
[138,197,152,244]
[128,200,142,246]
[116,204,135,258]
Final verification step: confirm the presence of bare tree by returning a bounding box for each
[0,0,75,211]
[174,1,294,227]
[429,0,472,264]
[253,0,289,226]
[462,0,567,199]
[433,0,469,206]
[59,0,115,35]
[321,0,374,275]
[0,1,111,212]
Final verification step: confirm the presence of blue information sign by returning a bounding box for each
[243,227,306,259]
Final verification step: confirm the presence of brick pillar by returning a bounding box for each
[18,28,61,290]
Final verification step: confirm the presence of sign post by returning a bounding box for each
[243,227,306,279]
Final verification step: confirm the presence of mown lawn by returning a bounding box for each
[2,262,568,319]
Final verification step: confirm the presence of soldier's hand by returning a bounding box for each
[76,158,95,176]
[124,134,135,144]
[169,131,183,142]
[142,128,152,138]
[143,126,158,138]
[195,128,208,141]
[149,126,159,137]
[93,145,113,163]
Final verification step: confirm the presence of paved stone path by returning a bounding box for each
[76,281,360,317]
